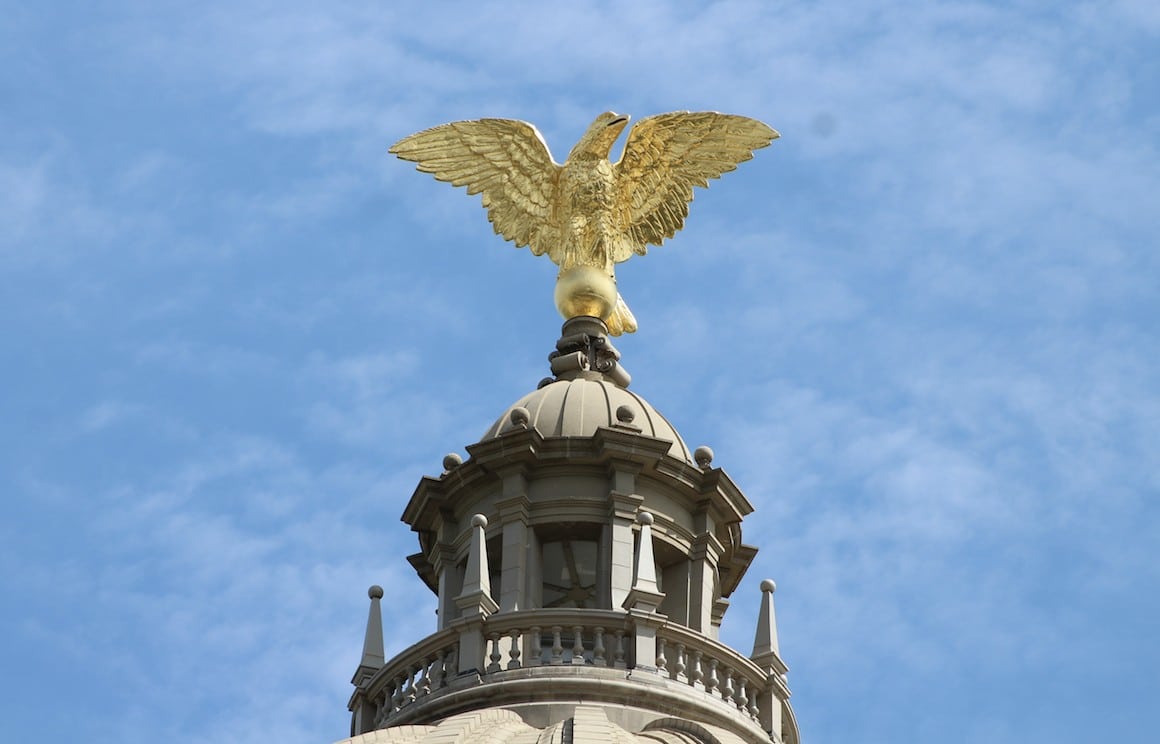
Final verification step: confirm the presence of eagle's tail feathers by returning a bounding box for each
[606,294,638,336]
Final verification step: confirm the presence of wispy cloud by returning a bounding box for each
[3,2,1156,744]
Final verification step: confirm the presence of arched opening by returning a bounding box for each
[542,538,598,608]
[535,522,603,609]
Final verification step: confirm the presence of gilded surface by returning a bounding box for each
[390,112,778,334]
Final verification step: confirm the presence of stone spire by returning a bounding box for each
[622,511,664,612]
[348,585,385,734]
[751,579,792,739]
[455,514,498,618]
[752,579,780,658]
[360,585,386,668]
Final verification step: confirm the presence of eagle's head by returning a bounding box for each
[568,112,630,161]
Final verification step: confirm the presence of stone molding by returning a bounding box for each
[352,607,790,743]
[403,426,759,605]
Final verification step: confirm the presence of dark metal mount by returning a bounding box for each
[547,316,632,388]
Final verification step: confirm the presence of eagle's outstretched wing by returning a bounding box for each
[611,112,779,263]
[390,119,562,257]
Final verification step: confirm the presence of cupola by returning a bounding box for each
[341,318,799,744]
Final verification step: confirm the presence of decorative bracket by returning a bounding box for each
[547,317,631,388]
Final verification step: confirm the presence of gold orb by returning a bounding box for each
[554,266,616,321]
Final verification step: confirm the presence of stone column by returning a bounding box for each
[431,542,459,631]
[688,531,724,634]
[496,467,530,613]
[710,598,730,640]
[607,462,643,609]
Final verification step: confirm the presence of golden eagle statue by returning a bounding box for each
[390,111,778,335]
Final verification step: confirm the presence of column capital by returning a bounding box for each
[496,493,531,523]
[690,531,725,562]
[609,490,644,521]
[607,459,643,495]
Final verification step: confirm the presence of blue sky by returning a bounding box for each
[2,1,1157,742]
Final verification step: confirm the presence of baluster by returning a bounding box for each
[705,657,719,696]
[613,629,626,669]
[551,626,564,665]
[748,686,761,720]
[391,674,406,711]
[673,642,687,681]
[656,637,668,674]
[735,678,749,713]
[593,627,606,666]
[416,657,431,697]
[445,646,458,678]
[412,663,424,702]
[720,666,734,704]
[530,626,542,666]
[487,633,502,673]
[376,690,392,726]
[688,648,703,687]
[403,666,417,705]
[507,629,522,670]
[431,649,446,689]
[571,625,586,665]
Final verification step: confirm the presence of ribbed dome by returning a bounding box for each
[338,705,753,744]
[480,378,693,463]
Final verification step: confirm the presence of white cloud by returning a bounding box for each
[4,2,1157,743]
[7,430,438,744]
[79,400,139,431]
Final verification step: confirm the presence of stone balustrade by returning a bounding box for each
[369,627,460,729]
[360,608,781,736]
[653,622,766,726]
[480,608,632,670]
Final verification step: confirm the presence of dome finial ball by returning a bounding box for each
[510,406,530,428]
[554,266,617,321]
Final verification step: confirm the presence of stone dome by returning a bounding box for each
[338,705,753,744]
[480,377,693,463]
